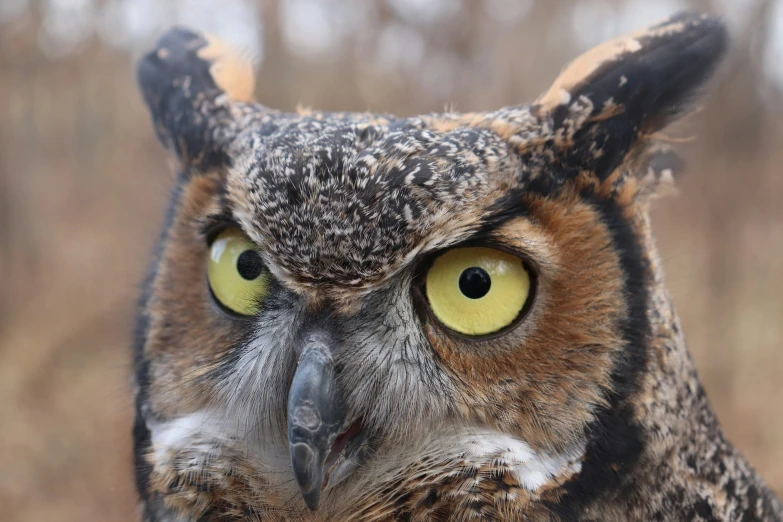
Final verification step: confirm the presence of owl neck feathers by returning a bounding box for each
[574,207,783,520]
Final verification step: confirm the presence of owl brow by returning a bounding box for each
[200,211,241,244]
[440,234,530,261]
[472,188,530,237]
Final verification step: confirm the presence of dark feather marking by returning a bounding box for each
[542,190,650,517]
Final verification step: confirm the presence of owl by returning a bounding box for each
[132,12,783,522]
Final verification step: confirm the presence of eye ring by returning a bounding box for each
[413,244,538,340]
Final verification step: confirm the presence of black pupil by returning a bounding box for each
[458,267,491,299]
[236,250,263,280]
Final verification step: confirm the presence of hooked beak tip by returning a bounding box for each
[290,442,322,511]
[286,331,369,509]
[287,332,345,511]
[302,491,321,512]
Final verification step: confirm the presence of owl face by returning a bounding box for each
[135,14,727,520]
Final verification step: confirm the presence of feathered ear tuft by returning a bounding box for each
[195,34,256,103]
[535,12,728,185]
[137,28,264,172]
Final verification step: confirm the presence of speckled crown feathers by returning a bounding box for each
[137,13,727,287]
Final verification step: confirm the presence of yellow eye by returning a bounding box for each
[425,247,531,336]
[207,228,269,316]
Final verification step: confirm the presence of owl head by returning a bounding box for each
[135,13,728,519]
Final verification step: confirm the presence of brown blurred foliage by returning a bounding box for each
[0,1,781,520]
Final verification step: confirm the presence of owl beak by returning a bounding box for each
[287,331,348,511]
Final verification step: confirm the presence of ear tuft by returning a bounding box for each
[534,12,727,180]
[197,35,256,103]
[138,28,255,110]
[538,12,728,129]
[137,27,261,171]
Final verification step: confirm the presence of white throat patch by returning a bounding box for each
[148,410,584,510]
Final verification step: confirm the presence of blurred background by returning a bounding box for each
[1,0,781,520]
